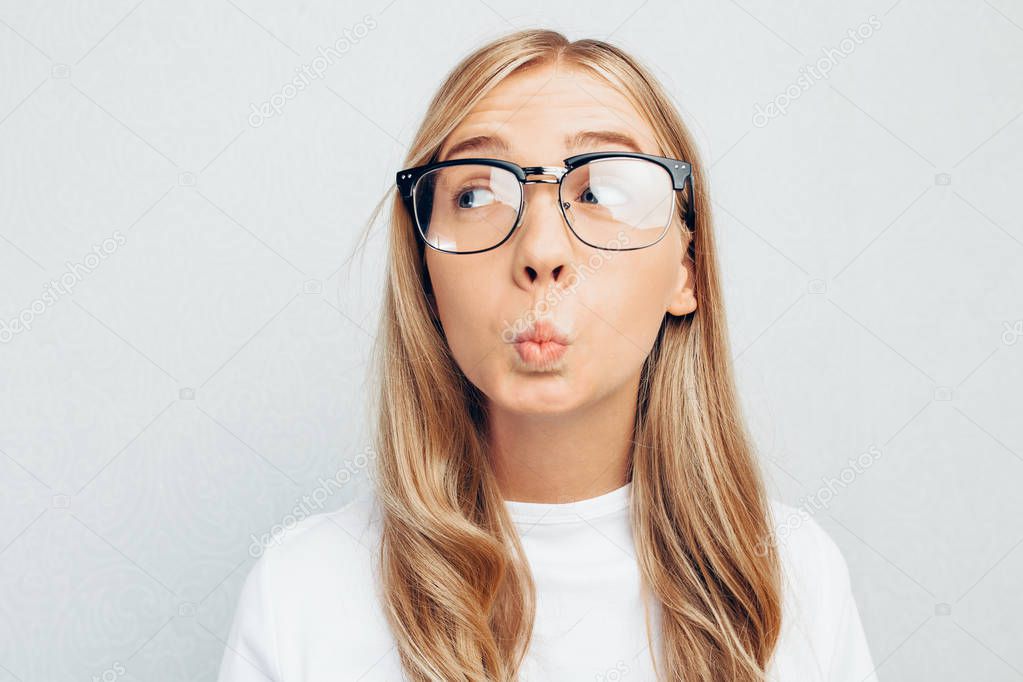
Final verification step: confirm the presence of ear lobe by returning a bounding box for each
[666,253,697,317]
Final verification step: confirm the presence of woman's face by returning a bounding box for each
[424,60,696,416]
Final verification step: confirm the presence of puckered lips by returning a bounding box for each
[511,319,571,366]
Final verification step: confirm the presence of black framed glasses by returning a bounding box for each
[395,151,695,254]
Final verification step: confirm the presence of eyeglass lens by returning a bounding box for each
[412,158,676,252]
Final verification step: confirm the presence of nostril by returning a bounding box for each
[526,265,537,282]
[553,265,563,280]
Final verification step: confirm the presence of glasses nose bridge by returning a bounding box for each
[521,165,568,184]
[513,164,572,242]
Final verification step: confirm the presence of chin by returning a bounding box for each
[487,374,585,416]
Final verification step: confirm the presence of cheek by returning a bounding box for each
[581,248,678,365]
[591,276,664,364]
[426,256,496,371]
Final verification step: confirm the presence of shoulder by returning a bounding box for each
[250,488,385,607]
[765,498,854,628]
[764,499,877,681]
[244,490,387,632]
[219,488,400,680]
[256,488,383,570]
[239,487,386,634]
[765,500,851,643]
[766,498,851,589]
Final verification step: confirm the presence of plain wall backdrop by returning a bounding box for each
[1,0,1021,680]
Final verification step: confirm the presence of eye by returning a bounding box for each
[455,185,494,209]
[578,182,629,206]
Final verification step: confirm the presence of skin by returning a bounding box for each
[425,58,697,503]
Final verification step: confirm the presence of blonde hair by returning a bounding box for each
[355,28,782,682]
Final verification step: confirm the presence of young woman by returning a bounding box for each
[218,29,878,682]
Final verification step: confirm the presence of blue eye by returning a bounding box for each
[578,183,628,206]
[456,187,494,209]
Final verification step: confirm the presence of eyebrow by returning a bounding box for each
[438,130,645,161]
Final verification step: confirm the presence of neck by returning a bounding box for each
[486,374,639,503]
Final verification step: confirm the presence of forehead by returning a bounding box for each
[437,61,662,163]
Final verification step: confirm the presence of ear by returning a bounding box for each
[666,246,697,317]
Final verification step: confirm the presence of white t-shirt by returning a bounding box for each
[217,482,879,681]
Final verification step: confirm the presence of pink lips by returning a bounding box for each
[512,320,570,366]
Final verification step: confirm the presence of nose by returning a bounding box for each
[511,179,575,290]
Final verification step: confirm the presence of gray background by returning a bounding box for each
[1,1,1021,680]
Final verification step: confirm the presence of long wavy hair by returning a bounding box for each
[355,28,783,682]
